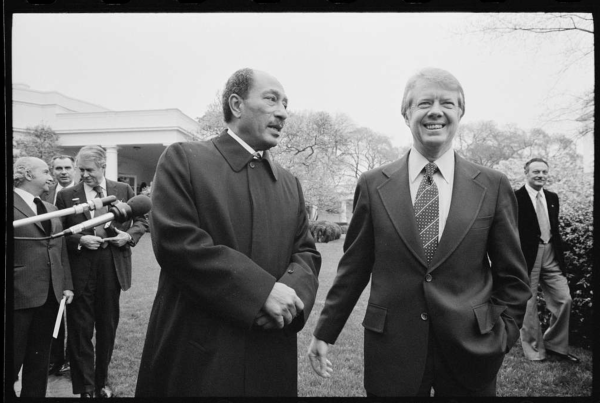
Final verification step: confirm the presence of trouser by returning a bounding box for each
[49,312,69,366]
[68,247,121,394]
[14,290,59,397]
[520,243,572,360]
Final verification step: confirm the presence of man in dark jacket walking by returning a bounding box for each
[136,68,321,397]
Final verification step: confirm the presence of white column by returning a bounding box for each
[104,145,119,181]
[339,199,347,223]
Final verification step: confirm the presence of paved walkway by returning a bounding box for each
[14,368,78,398]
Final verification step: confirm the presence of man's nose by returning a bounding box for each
[275,103,288,120]
[427,101,443,117]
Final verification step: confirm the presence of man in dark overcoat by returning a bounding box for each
[12,156,74,397]
[135,68,321,397]
[307,68,531,396]
[56,145,148,397]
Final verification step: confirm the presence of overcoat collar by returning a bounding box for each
[213,130,279,181]
[378,150,486,272]
[14,190,52,234]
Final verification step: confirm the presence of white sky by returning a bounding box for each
[11,13,594,147]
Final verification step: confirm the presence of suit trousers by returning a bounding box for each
[50,312,68,366]
[13,289,59,397]
[68,247,121,394]
[520,243,572,360]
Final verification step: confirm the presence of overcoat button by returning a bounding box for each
[249,162,255,168]
[425,274,432,282]
[421,313,428,321]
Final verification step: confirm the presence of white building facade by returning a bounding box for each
[13,84,203,192]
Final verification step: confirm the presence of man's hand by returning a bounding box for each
[308,336,333,378]
[79,235,105,250]
[254,283,304,330]
[63,290,74,304]
[104,227,131,247]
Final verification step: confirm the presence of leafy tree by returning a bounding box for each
[13,124,61,164]
[196,91,225,140]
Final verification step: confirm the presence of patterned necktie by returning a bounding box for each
[414,163,439,264]
[34,197,51,235]
[93,185,109,241]
[536,192,551,243]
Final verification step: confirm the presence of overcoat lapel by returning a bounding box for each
[377,154,427,266]
[429,154,486,272]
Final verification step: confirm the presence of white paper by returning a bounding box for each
[53,296,66,338]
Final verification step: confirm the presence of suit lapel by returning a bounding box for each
[71,183,92,220]
[429,154,486,272]
[377,154,427,266]
[14,191,46,234]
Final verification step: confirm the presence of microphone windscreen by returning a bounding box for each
[127,195,152,216]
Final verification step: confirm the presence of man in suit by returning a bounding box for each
[517,158,579,363]
[136,68,321,397]
[13,157,74,397]
[43,154,76,376]
[56,145,148,397]
[307,67,531,396]
[42,155,76,205]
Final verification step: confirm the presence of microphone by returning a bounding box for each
[13,195,118,228]
[52,195,152,238]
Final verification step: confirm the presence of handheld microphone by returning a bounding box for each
[13,195,118,228]
[52,195,152,238]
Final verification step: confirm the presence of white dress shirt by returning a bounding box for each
[525,183,550,223]
[14,187,38,213]
[53,181,74,204]
[227,128,263,158]
[83,178,107,218]
[408,147,455,240]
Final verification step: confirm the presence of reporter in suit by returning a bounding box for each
[13,157,74,397]
[43,154,76,376]
[517,158,579,363]
[56,145,148,397]
[308,68,531,396]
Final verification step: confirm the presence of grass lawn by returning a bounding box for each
[108,233,592,397]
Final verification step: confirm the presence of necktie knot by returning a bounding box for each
[424,163,438,184]
[93,186,105,198]
[253,152,262,160]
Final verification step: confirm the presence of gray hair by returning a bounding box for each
[401,67,465,120]
[13,156,44,188]
[76,145,106,168]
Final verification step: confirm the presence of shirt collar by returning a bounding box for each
[525,183,545,199]
[83,177,107,194]
[227,128,263,158]
[215,130,278,181]
[14,187,37,211]
[409,146,454,184]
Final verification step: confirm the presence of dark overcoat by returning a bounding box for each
[135,132,321,397]
[314,152,531,396]
[515,186,566,275]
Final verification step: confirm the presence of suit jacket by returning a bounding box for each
[136,132,321,397]
[13,191,73,310]
[515,186,566,275]
[42,182,73,205]
[313,151,531,396]
[55,179,148,294]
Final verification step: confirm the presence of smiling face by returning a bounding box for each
[526,161,549,191]
[77,158,105,188]
[232,70,289,151]
[404,79,463,160]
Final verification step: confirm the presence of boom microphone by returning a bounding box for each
[51,195,152,238]
[13,195,118,228]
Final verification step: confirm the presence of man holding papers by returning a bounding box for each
[12,156,74,397]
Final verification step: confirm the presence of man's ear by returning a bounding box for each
[229,94,244,119]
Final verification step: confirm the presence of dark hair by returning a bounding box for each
[222,68,254,123]
[524,158,549,172]
[401,67,465,120]
[51,155,75,167]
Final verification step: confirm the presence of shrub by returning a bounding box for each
[309,221,342,243]
[537,178,593,349]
